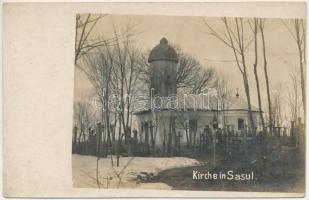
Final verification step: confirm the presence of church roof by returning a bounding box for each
[148,37,179,63]
[225,96,260,112]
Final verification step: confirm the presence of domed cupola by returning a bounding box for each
[148,37,179,63]
[148,37,178,97]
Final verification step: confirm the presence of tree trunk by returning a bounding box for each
[296,25,306,119]
[241,54,256,135]
[117,115,122,167]
[95,122,102,188]
[260,21,273,135]
[253,19,266,133]
[185,128,189,147]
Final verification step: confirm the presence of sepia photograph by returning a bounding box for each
[72,13,306,193]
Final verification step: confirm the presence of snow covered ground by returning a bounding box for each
[72,154,200,189]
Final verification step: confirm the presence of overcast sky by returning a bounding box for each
[74,14,304,120]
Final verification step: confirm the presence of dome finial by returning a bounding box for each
[148,37,178,63]
[160,37,168,45]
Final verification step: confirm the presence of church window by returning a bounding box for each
[238,118,244,130]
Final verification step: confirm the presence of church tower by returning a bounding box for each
[148,38,179,97]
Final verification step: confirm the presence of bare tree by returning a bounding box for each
[176,48,217,94]
[82,45,115,188]
[271,85,285,128]
[80,27,141,189]
[281,19,306,119]
[75,14,106,65]
[202,17,256,134]
[249,18,266,132]
[109,30,143,165]
[288,67,302,122]
[259,19,273,134]
[73,101,93,146]
[83,45,115,140]
[215,76,233,130]
[75,14,134,66]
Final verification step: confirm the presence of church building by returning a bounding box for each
[134,38,262,154]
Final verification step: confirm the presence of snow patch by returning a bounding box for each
[72,154,200,189]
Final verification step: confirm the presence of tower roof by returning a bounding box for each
[148,37,179,63]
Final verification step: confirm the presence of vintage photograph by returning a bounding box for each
[72,14,306,193]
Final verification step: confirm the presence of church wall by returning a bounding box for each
[136,110,262,147]
[221,110,261,133]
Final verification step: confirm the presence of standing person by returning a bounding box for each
[133,128,138,144]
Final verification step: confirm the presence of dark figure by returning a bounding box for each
[131,128,138,155]
[217,128,223,146]
[204,125,213,149]
[89,129,96,155]
[199,130,206,152]
[204,125,213,150]
[133,128,138,144]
